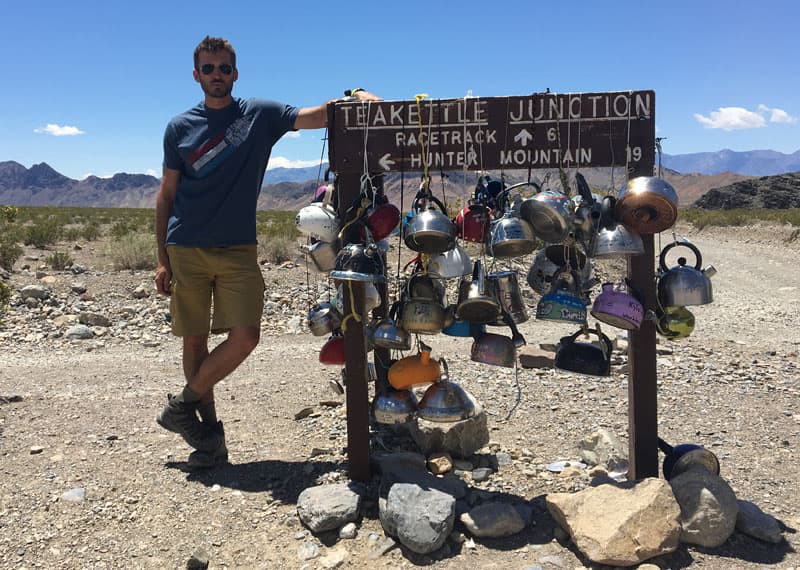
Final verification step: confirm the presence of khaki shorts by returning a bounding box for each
[167,244,265,337]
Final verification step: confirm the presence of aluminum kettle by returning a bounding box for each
[615,176,678,234]
[417,359,476,423]
[456,260,501,324]
[402,191,457,254]
[657,241,715,307]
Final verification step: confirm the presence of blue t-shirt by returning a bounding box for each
[163,97,299,247]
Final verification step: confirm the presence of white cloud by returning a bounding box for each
[283,131,301,138]
[80,172,113,179]
[34,123,85,136]
[693,107,766,130]
[146,168,159,176]
[267,156,321,170]
[767,107,798,125]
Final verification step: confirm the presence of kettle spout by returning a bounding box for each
[702,265,717,278]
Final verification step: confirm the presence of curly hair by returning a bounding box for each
[193,36,236,70]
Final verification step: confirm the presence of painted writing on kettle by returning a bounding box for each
[329,91,655,173]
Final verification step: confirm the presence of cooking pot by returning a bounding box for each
[455,202,492,243]
[520,188,576,243]
[655,305,695,339]
[330,243,385,283]
[372,300,411,350]
[296,184,340,241]
[615,176,678,234]
[487,270,528,325]
[536,266,588,325]
[658,241,715,307]
[301,239,340,272]
[658,438,721,480]
[319,333,346,366]
[372,386,418,424]
[388,344,441,390]
[417,360,476,423]
[456,260,501,324]
[402,192,457,254]
[306,302,343,337]
[555,326,613,377]
[590,282,644,330]
[486,210,537,258]
[428,243,472,278]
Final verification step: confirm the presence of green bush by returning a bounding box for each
[0,206,23,270]
[0,278,11,324]
[681,207,800,230]
[63,227,82,241]
[104,232,157,270]
[23,216,63,248]
[46,251,74,270]
[258,235,293,263]
[81,221,102,241]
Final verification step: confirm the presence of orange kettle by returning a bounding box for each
[388,345,441,390]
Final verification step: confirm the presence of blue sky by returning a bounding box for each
[2,0,798,180]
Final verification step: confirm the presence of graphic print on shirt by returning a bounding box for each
[189,115,254,178]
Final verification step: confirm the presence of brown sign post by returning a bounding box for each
[328,91,658,481]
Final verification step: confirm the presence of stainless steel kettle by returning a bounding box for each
[486,270,529,325]
[402,191,457,254]
[456,260,501,324]
[657,241,715,307]
[417,359,476,423]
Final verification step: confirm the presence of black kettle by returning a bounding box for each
[554,326,613,377]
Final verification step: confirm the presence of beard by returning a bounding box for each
[200,79,233,99]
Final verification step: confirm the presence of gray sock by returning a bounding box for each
[179,385,202,404]
[197,401,218,424]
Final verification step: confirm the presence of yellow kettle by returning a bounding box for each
[388,344,441,390]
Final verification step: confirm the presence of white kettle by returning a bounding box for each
[295,184,340,241]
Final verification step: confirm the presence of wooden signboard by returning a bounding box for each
[329,91,655,174]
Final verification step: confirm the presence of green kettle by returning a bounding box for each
[655,306,695,340]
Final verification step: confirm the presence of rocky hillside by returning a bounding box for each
[693,172,800,210]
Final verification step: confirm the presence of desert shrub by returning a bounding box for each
[109,220,139,239]
[81,221,102,241]
[23,216,63,248]
[0,206,23,270]
[0,278,11,324]
[105,232,157,270]
[46,251,74,270]
[258,235,293,263]
[682,208,800,230]
[63,227,82,241]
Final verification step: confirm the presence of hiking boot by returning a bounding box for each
[156,394,222,451]
[187,421,229,470]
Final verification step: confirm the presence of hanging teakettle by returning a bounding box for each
[456,260,501,324]
[402,191,457,254]
[417,359,476,423]
[536,266,588,324]
[401,273,447,335]
[591,195,645,257]
[388,343,441,390]
[486,270,529,325]
[428,242,472,278]
[365,202,401,242]
[372,300,411,350]
[486,184,538,258]
[615,176,678,234]
[372,385,418,424]
[657,241,715,307]
[306,302,343,337]
[319,332,346,366]
[655,305,695,340]
[455,201,492,243]
[301,239,340,273]
[554,326,613,377]
[590,281,644,330]
[296,184,340,241]
[330,242,385,283]
[520,186,576,243]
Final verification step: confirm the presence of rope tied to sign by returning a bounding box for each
[414,93,431,186]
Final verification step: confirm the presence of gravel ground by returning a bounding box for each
[1,223,799,569]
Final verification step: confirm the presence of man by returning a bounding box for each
[154,36,378,469]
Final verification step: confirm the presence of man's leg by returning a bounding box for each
[183,334,215,423]
[186,325,260,397]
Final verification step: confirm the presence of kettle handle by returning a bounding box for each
[439,358,449,383]
[659,241,703,272]
[575,173,595,206]
[501,309,526,348]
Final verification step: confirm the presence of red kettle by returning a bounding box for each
[319,333,345,366]
[455,202,491,243]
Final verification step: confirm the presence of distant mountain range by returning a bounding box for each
[0,148,798,210]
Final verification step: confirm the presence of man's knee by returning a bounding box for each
[183,334,209,352]
[228,326,260,356]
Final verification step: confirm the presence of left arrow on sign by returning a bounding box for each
[379,153,396,171]
[514,129,533,147]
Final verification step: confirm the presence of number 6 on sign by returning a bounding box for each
[627,146,642,162]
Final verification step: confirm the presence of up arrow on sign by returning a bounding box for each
[514,129,533,147]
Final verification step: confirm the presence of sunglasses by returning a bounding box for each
[199,63,233,76]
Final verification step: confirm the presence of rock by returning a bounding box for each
[427,452,453,475]
[408,405,489,458]
[461,502,526,538]
[20,285,50,300]
[367,537,396,559]
[338,522,357,539]
[736,499,782,543]
[518,346,556,369]
[472,467,493,482]
[296,482,362,533]
[670,470,738,547]
[317,547,347,569]
[30,445,44,454]
[53,314,79,326]
[187,548,210,569]
[297,541,320,561]
[494,451,513,467]
[379,482,455,554]
[65,325,94,340]
[79,312,111,327]
[546,478,681,566]
[578,428,629,471]
[376,451,427,475]
[380,463,468,500]
[294,407,314,420]
[61,487,86,503]
[40,275,57,285]
[132,285,150,299]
